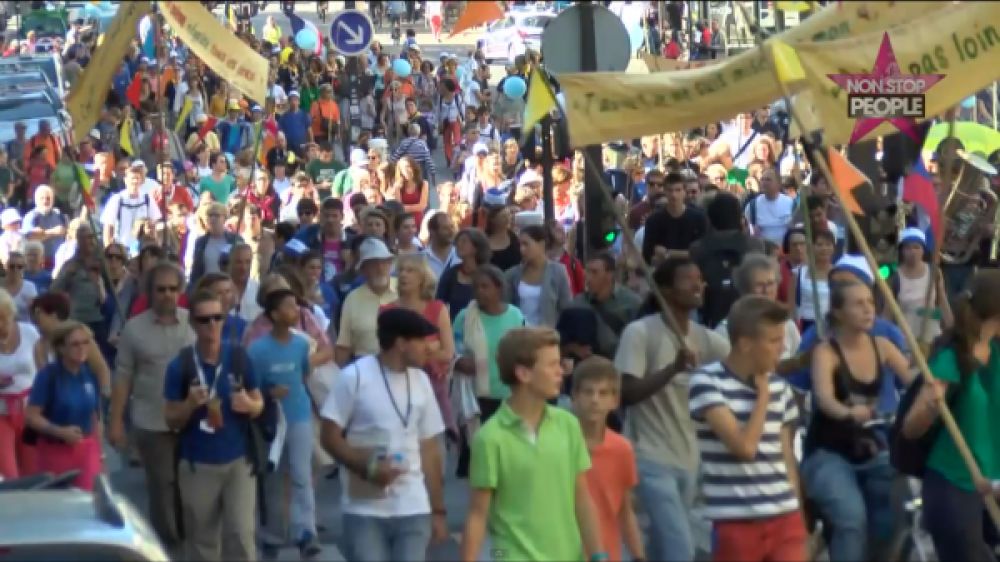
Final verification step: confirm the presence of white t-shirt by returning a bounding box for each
[465,80,482,110]
[746,193,795,245]
[100,191,163,247]
[0,322,41,397]
[10,280,38,323]
[320,355,445,517]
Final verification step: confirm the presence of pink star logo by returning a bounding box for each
[828,33,944,144]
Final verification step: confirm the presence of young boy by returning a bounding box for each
[572,356,645,562]
[688,295,806,562]
[461,327,605,562]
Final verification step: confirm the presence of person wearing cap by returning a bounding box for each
[278,90,313,157]
[0,207,24,267]
[216,99,249,156]
[186,113,221,154]
[801,277,913,562]
[309,84,341,145]
[334,237,398,366]
[100,161,163,250]
[139,115,184,174]
[22,185,67,266]
[891,227,953,341]
[321,306,447,559]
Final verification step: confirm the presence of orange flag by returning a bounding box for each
[826,147,870,216]
[449,1,504,38]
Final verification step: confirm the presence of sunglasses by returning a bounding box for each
[194,314,225,325]
[156,285,180,294]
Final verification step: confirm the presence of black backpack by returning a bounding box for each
[177,345,279,475]
[889,366,960,478]
[696,235,751,328]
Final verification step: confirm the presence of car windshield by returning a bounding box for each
[520,16,553,28]
[22,16,66,37]
[0,98,56,121]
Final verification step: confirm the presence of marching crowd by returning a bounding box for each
[1,5,999,562]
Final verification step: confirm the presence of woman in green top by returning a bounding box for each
[198,153,236,204]
[901,269,1000,562]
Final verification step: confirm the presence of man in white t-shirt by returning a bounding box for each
[745,167,795,245]
[100,161,163,251]
[320,308,448,560]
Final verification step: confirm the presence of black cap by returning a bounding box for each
[378,308,439,342]
[555,307,599,349]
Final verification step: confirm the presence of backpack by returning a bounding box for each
[696,235,752,328]
[889,373,958,477]
[116,193,151,232]
[177,344,279,475]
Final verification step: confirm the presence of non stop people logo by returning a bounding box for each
[828,33,945,145]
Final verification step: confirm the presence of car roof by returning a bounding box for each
[0,480,167,560]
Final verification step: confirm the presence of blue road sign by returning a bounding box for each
[329,10,374,56]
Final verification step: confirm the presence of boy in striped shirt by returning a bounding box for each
[688,295,806,562]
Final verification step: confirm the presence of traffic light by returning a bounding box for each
[584,164,620,251]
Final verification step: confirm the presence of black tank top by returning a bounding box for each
[805,336,887,464]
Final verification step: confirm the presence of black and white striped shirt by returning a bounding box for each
[689,361,800,521]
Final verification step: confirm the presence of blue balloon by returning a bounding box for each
[961,95,977,109]
[628,25,644,53]
[295,28,317,51]
[392,58,412,78]
[502,76,527,99]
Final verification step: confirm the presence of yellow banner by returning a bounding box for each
[640,52,718,73]
[160,1,268,103]
[66,1,149,144]
[560,1,946,146]
[787,2,1000,145]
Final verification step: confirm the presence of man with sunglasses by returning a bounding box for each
[627,169,666,230]
[109,261,194,550]
[164,290,264,561]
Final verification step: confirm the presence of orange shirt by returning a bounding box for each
[309,99,341,139]
[24,133,60,169]
[583,429,638,562]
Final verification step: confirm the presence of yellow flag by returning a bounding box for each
[776,1,813,12]
[523,69,557,137]
[769,40,806,84]
[119,117,134,156]
[228,4,238,31]
[174,97,193,134]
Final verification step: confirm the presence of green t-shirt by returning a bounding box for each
[306,158,346,190]
[453,305,526,400]
[470,402,590,561]
[926,340,1000,490]
[51,161,77,202]
[199,174,236,204]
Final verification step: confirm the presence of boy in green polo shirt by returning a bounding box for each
[461,327,606,562]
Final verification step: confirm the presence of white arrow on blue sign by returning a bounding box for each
[329,9,374,57]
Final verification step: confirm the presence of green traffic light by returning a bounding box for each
[604,232,617,243]
[879,264,897,280]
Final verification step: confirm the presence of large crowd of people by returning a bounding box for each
[0,3,999,562]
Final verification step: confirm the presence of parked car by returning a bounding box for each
[0,474,169,561]
[18,6,69,54]
[0,69,64,110]
[0,54,67,98]
[0,89,70,146]
[477,10,555,64]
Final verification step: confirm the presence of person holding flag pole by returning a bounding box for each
[766,36,1000,549]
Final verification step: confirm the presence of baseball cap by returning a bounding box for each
[350,148,368,168]
[227,99,242,111]
[288,90,300,98]
[517,169,543,187]
[1,208,21,227]
[831,254,874,286]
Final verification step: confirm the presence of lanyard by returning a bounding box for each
[378,359,411,429]
[193,348,225,399]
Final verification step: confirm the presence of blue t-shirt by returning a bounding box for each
[248,333,311,424]
[278,110,311,149]
[25,270,52,293]
[29,362,100,436]
[163,345,260,465]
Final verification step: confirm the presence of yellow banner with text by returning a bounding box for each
[66,1,149,143]
[560,1,946,146]
[160,0,268,103]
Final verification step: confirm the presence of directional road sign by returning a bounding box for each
[329,9,374,57]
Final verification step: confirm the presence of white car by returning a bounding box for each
[477,10,555,64]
